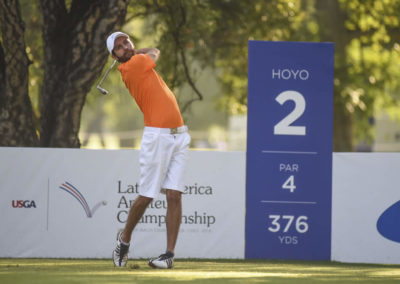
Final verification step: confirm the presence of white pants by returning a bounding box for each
[139,126,191,198]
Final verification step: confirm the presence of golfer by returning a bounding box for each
[106,31,191,269]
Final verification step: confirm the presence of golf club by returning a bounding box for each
[97,59,117,95]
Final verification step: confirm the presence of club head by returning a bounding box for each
[97,85,109,95]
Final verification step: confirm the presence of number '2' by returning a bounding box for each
[274,90,306,136]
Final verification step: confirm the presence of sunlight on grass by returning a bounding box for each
[81,270,319,280]
[370,270,400,277]
[1,259,400,283]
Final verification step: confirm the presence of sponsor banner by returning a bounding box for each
[2,148,400,264]
[332,153,400,264]
[246,41,334,260]
[0,148,245,259]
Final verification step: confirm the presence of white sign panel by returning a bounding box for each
[0,148,245,259]
[3,148,400,264]
[332,153,400,264]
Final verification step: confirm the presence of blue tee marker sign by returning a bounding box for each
[245,41,334,260]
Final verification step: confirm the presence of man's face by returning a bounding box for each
[112,36,135,63]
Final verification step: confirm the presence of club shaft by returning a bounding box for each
[97,59,117,88]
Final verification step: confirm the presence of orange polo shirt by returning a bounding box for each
[118,54,184,128]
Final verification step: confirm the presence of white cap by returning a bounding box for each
[106,32,129,54]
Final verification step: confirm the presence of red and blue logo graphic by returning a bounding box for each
[377,200,400,243]
[59,182,107,218]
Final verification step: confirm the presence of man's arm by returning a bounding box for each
[135,48,160,62]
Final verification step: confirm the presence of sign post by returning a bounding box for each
[245,41,334,260]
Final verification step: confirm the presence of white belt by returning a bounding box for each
[144,126,188,134]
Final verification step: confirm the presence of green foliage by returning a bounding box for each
[338,0,400,143]
[129,0,400,146]
[14,0,400,147]
[129,0,304,115]
[211,0,305,114]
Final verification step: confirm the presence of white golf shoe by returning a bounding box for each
[112,231,129,267]
[148,251,174,269]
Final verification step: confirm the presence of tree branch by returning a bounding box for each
[170,1,203,113]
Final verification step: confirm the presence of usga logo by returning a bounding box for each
[12,200,37,208]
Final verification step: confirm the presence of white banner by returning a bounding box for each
[332,153,400,264]
[0,148,245,259]
[2,148,400,264]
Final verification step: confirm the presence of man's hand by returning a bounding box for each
[135,48,160,62]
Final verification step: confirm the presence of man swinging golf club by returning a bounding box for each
[105,31,191,269]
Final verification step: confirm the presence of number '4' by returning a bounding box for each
[283,175,296,193]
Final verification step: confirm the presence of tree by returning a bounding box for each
[0,0,38,146]
[0,0,129,147]
[314,0,400,150]
[314,0,355,151]
[132,0,400,151]
[129,0,303,115]
[3,0,400,151]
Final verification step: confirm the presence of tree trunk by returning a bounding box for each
[315,0,353,151]
[39,0,128,147]
[0,0,39,146]
[0,44,4,107]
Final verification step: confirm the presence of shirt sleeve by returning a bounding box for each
[125,54,155,73]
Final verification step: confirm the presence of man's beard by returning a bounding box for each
[117,50,134,63]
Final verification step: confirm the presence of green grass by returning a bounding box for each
[1,258,400,283]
